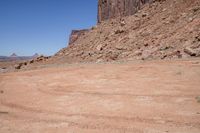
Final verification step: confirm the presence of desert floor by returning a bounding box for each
[0,59,200,133]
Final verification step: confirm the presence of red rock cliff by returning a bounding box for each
[98,0,152,23]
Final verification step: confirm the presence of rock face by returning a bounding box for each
[98,0,151,22]
[68,29,89,45]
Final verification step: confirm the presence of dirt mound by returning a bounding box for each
[52,0,200,63]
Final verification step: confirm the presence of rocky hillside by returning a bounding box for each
[53,0,200,63]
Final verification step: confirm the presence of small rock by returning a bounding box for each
[97,54,103,59]
[24,62,28,65]
[161,54,168,59]
[30,60,34,64]
[88,52,93,56]
[91,25,97,30]
[134,50,142,56]
[2,67,6,69]
[160,46,172,51]
[120,20,126,26]
[196,96,200,103]
[189,17,194,22]
[162,8,167,12]
[96,44,103,51]
[15,63,23,70]
[195,34,200,42]
[192,6,200,12]
[0,67,8,73]
[141,50,153,60]
[96,59,104,63]
[142,13,148,17]
[169,50,182,58]
[144,43,149,47]
[104,37,109,41]
[184,47,197,56]
[177,51,182,58]
[192,61,199,64]
[110,53,119,60]
[115,44,127,50]
[106,51,119,60]
[120,52,132,58]
[115,29,125,34]
[76,51,84,56]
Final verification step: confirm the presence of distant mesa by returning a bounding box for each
[0,53,41,62]
[33,53,39,58]
[10,53,18,57]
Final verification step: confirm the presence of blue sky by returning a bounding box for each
[0,0,97,56]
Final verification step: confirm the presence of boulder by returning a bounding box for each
[96,44,104,51]
[15,63,23,69]
[134,50,142,56]
[115,29,125,34]
[184,47,197,56]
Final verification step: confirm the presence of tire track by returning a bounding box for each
[1,101,200,128]
[37,85,198,98]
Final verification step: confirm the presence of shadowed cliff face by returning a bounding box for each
[98,0,151,22]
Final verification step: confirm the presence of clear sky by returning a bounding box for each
[0,0,97,56]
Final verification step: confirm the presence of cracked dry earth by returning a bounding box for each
[0,59,200,133]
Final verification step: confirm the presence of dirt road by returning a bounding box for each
[0,59,200,133]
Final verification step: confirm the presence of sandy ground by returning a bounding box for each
[0,59,200,133]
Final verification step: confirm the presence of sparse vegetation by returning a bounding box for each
[196,96,200,103]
